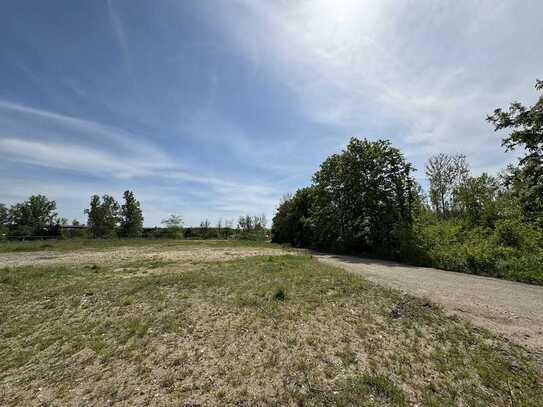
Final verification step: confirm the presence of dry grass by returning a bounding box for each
[0,245,285,268]
[1,243,542,406]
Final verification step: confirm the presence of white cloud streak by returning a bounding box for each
[0,100,281,225]
[213,0,543,172]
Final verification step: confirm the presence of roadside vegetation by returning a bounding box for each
[1,247,541,405]
[272,80,543,285]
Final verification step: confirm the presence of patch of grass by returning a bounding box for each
[334,373,408,406]
[335,344,358,367]
[0,249,541,406]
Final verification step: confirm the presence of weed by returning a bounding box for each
[273,288,286,301]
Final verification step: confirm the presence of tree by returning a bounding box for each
[0,203,8,237]
[120,190,144,237]
[311,138,417,256]
[223,219,234,239]
[200,218,211,238]
[425,153,470,218]
[84,194,120,238]
[271,188,314,247]
[487,79,543,226]
[236,214,268,240]
[161,214,183,238]
[8,195,58,236]
[0,204,7,224]
[452,173,500,227]
[216,218,223,237]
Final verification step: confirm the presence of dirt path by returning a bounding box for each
[314,253,543,353]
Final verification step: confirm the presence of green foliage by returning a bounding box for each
[452,173,500,227]
[119,190,144,237]
[0,203,7,225]
[273,287,286,301]
[234,214,268,240]
[413,220,543,285]
[272,118,543,284]
[488,79,543,227]
[7,195,58,236]
[199,218,212,239]
[272,138,418,258]
[84,194,120,238]
[0,203,8,238]
[332,374,408,406]
[271,188,314,247]
[160,214,184,239]
[426,153,470,218]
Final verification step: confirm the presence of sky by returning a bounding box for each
[1,0,542,227]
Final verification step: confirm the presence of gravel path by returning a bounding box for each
[314,253,543,353]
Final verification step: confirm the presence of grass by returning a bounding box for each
[1,245,542,405]
[0,238,274,253]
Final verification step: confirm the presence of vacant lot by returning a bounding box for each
[1,241,542,406]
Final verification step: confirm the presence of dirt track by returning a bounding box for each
[315,253,543,353]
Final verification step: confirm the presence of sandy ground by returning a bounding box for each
[0,246,286,268]
[314,253,543,354]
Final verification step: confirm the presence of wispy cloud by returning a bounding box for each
[107,0,131,72]
[0,99,170,169]
[0,138,162,178]
[213,0,543,171]
[0,100,281,225]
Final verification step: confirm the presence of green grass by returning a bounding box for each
[0,238,275,253]
[1,250,541,405]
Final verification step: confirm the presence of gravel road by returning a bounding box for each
[314,253,543,353]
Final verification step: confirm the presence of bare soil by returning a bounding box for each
[0,246,286,268]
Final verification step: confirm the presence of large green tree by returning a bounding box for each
[85,194,120,238]
[488,80,543,227]
[273,138,418,257]
[312,138,417,256]
[8,195,58,236]
[120,190,144,237]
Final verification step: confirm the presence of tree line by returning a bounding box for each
[0,191,144,239]
[0,191,268,241]
[272,80,543,285]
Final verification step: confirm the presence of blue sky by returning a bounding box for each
[1,1,542,226]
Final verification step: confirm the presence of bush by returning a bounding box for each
[411,219,543,284]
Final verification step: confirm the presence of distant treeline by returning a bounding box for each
[0,191,269,241]
[272,80,543,285]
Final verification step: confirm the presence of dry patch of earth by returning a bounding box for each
[0,246,286,268]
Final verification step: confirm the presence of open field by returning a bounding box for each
[0,238,277,253]
[1,241,542,406]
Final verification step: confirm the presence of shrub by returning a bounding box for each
[273,288,286,301]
